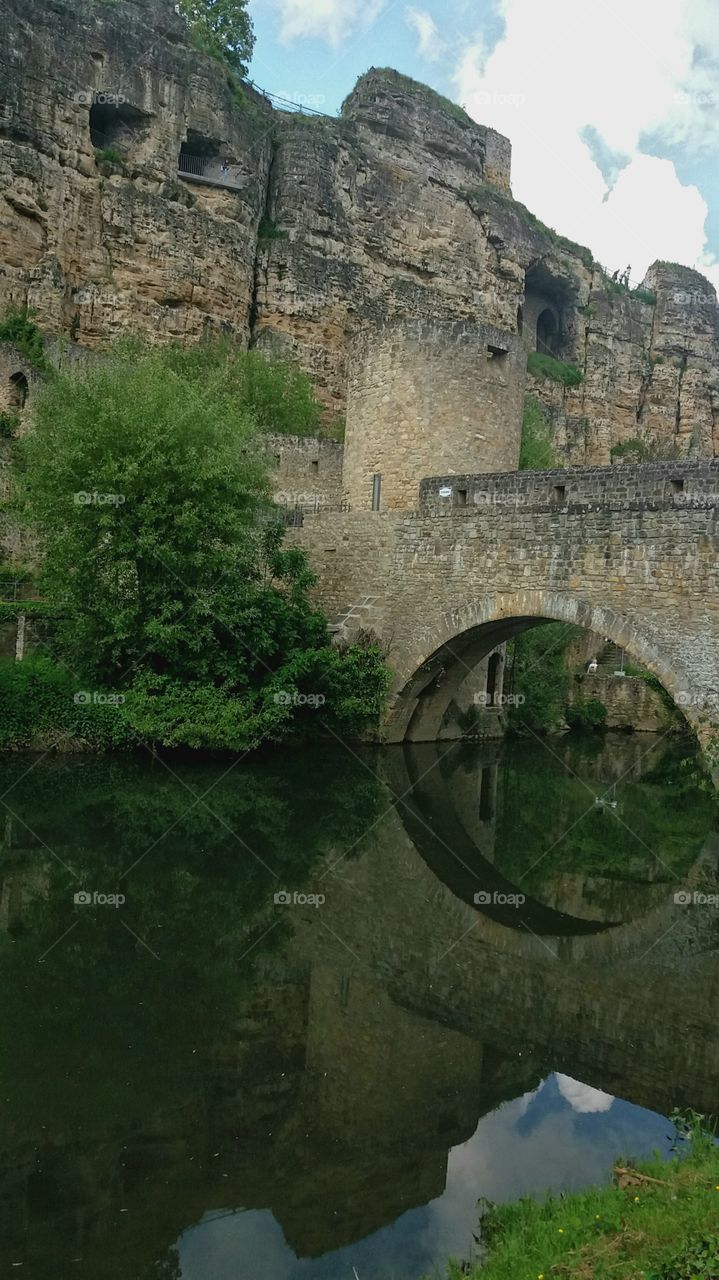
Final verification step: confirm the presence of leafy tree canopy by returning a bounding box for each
[19,339,388,750]
[177,0,255,75]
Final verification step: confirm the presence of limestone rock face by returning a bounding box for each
[0,0,273,348]
[1,0,718,464]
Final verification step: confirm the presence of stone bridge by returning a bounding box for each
[292,460,719,749]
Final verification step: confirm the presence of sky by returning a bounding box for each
[248,0,719,291]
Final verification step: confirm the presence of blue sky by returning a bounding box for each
[248,0,719,289]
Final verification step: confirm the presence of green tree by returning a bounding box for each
[19,341,388,750]
[178,0,255,75]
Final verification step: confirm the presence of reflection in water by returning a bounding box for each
[0,734,716,1278]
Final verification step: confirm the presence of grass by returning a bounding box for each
[447,1117,719,1280]
[527,351,583,387]
[462,183,595,269]
[347,68,472,127]
[95,145,123,166]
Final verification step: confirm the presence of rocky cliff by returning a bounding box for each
[1,0,718,463]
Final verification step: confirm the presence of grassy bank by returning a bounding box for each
[449,1122,719,1280]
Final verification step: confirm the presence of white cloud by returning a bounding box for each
[453,0,719,285]
[406,7,443,61]
[555,1074,614,1114]
[267,0,387,47]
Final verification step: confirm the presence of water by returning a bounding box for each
[0,732,717,1278]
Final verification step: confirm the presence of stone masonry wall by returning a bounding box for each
[265,434,343,509]
[343,321,525,510]
[291,464,719,743]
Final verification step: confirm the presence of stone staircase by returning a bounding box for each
[596,640,626,675]
[328,595,385,645]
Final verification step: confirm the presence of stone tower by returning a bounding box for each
[342,320,526,510]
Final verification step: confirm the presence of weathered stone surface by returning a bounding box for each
[1,0,718,464]
[291,462,719,746]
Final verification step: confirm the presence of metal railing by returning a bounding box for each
[177,152,245,191]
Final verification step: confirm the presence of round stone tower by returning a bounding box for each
[342,319,526,510]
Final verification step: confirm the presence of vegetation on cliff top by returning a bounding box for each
[14,339,389,751]
[445,1114,719,1280]
[178,0,254,76]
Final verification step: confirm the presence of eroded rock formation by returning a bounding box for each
[1,0,718,463]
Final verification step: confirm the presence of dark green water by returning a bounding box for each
[0,733,717,1278]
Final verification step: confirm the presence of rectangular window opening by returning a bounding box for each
[457,488,468,506]
[554,484,566,502]
[487,344,508,362]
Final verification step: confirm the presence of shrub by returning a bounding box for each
[0,411,20,438]
[95,146,123,166]
[0,304,48,371]
[566,694,608,729]
[258,215,288,241]
[519,396,558,470]
[527,351,583,387]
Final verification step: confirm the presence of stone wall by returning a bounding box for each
[265,434,344,509]
[572,673,671,732]
[343,320,525,510]
[419,459,719,514]
[291,463,719,744]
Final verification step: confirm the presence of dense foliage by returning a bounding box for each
[18,339,389,751]
[505,622,578,732]
[519,395,558,470]
[177,0,254,74]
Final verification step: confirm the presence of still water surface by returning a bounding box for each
[0,733,717,1278]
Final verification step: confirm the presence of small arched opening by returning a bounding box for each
[536,308,559,356]
[9,371,28,409]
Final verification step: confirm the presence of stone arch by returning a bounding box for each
[536,306,559,356]
[9,371,28,408]
[384,589,702,744]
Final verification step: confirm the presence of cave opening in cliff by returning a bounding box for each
[9,372,28,409]
[89,100,150,152]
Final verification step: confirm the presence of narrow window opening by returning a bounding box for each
[554,484,566,502]
[311,459,319,472]
[456,488,468,506]
[670,476,684,494]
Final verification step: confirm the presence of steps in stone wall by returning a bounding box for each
[328,595,385,644]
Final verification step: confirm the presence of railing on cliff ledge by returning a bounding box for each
[177,153,246,191]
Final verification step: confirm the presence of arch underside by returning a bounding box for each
[383,590,706,745]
